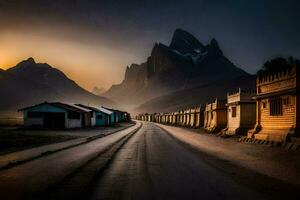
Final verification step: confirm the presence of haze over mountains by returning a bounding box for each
[0,58,114,115]
[104,29,255,112]
[0,28,255,116]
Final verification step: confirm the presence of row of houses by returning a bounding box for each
[137,62,300,143]
[19,102,130,129]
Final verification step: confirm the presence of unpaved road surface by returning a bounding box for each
[0,122,299,200]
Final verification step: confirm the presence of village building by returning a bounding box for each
[182,110,187,126]
[96,107,114,126]
[189,106,204,128]
[174,111,180,126]
[168,113,173,124]
[222,89,256,135]
[248,63,300,142]
[155,113,159,122]
[204,103,212,129]
[185,109,191,126]
[204,98,227,133]
[160,113,165,123]
[103,107,127,123]
[19,102,91,129]
[171,112,177,125]
[157,113,162,123]
[179,110,185,126]
[166,113,169,124]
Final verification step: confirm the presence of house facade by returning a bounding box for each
[20,102,87,129]
[248,64,300,142]
[204,99,227,133]
[189,106,204,128]
[223,89,256,135]
[204,103,212,129]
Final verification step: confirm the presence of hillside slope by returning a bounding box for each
[0,58,114,115]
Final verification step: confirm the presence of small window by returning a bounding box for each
[262,102,266,109]
[270,98,282,116]
[232,107,237,118]
[97,115,103,120]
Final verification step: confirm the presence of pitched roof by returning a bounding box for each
[19,102,88,113]
[102,106,126,113]
[98,107,113,115]
[75,104,113,115]
[75,104,100,112]
[71,104,93,112]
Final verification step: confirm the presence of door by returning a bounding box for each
[44,112,65,129]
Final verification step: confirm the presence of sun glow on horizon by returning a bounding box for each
[0,31,137,91]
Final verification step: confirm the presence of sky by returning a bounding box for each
[0,0,299,91]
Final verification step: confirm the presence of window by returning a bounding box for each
[232,107,237,118]
[97,115,103,120]
[270,98,282,116]
[27,112,44,118]
[68,111,80,119]
[262,102,266,109]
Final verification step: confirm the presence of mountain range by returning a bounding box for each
[104,29,255,112]
[1,28,255,116]
[0,58,114,115]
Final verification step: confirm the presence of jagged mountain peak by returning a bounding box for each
[10,57,53,71]
[14,57,36,68]
[26,57,36,63]
[207,38,223,56]
[169,28,204,54]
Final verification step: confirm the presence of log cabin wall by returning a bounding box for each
[259,95,295,129]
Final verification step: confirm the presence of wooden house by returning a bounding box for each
[182,110,186,126]
[189,106,204,128]
[19,102,91,129]
[204,98,227,133]
[222,89,256,135]
[171,112,177,125]
[96,107,113,126]
[185,109,191,126]
[204,103,212,129]
[174,111,180,126]
[248,63,300,142]
[178,110,184,126]
[158,113,163,123]
[103,107,127,123]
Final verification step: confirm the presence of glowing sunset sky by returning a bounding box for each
[0,0,299,91]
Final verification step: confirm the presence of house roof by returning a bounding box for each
[99,107,113,115]
[71,104,93,112]
[75,104,100,112]
[19,102,88,113]
[102,106,126,113]
[75,104,113,115]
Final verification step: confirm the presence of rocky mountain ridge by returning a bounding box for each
[104,28,251,109]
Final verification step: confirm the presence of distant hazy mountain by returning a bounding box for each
[0,58,114,115]
[104,28,252,110]
[92,86,106,96]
